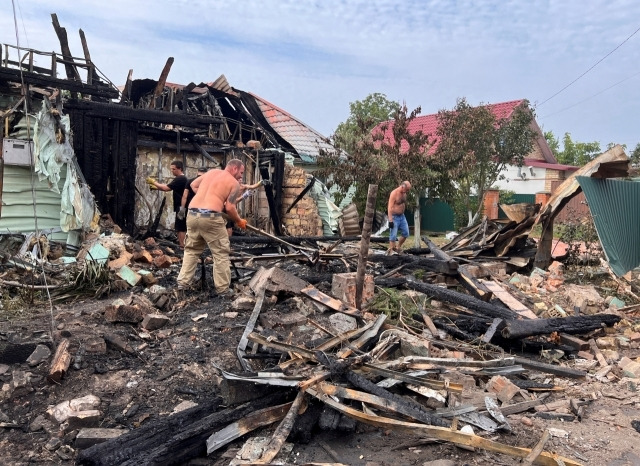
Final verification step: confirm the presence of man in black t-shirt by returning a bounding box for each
[178,167,208,220]
[146,160,188,248]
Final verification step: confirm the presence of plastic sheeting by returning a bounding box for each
[32,100,97,232]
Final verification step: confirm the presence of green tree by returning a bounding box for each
[433,98,537,227]
[631,142,640,167]
[317,103,437,215]
[554,133,601,166]
[333,93,401,155]
[544,130,560,158]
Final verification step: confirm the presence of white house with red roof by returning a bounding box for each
[379,99,577,196]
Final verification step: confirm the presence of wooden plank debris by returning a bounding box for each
[253,391,307,463]
[588,338,609,367]
[480,279,538,319]
[206,402,292,454]
[304,387,581,466]
[522,430,551,466]
[48,339,71,384]
[237,286,266,371]
[300,285,361,317]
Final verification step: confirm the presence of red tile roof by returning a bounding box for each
[378,99,527,153]
[250,92,334,161]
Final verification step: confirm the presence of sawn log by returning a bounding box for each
[501,314,621,339]
[404,280,515,320]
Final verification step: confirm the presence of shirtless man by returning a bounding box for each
[176,159,247,296]
[387,181,411,253]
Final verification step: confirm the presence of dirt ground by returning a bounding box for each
[1,251,640,465]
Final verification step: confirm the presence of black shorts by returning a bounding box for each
[226,220,234,229]
[175,217,187,232]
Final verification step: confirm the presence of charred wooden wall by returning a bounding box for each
[68,109,138,233]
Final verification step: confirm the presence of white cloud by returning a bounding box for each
[2,0,639,148]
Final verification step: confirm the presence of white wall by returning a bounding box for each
[492,164,546,194]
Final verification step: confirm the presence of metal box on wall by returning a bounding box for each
[2,138,34,166]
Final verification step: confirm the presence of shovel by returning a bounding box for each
[221,213,319,264]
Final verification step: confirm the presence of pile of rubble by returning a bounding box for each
[0,221,639,465]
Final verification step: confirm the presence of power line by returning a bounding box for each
[541,69,640,118]
[11,0,56,336]
[537,24,640,107]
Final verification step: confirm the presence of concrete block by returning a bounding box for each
[619,357,640,378]
[331,272,374,307]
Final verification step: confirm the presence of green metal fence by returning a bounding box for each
[411,194,536,233]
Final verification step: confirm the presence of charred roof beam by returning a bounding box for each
[0,67,118,99]
[63,98,225,128]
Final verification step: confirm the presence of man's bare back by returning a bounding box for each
[189,162,244,223]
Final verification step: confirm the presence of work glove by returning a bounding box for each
[261,179,271,187]
[146,176,157,186]
[389,221,395,230]
[235,218,248,230]
[177,207,186,220]
[148,184,158,190]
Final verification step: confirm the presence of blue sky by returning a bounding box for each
[3,0,639,151]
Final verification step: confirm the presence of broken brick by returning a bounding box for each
[104,305,147,323]
[153,255,172,268]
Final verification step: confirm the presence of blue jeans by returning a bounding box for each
[390,214,409,241]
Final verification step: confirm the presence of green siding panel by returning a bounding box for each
[577,177,640,276]
[0,165,68,241]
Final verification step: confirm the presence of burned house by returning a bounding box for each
[1,17,340,249]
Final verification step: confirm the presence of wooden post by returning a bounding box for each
[50,51,57,77]
[413,206,421,248]
[50,14,81,81]
[356,184,377,309]
[79,28,98,85]
[534,217,554,269]
[151,57,174,109]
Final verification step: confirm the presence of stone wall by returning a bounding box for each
[281,165,323,236]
